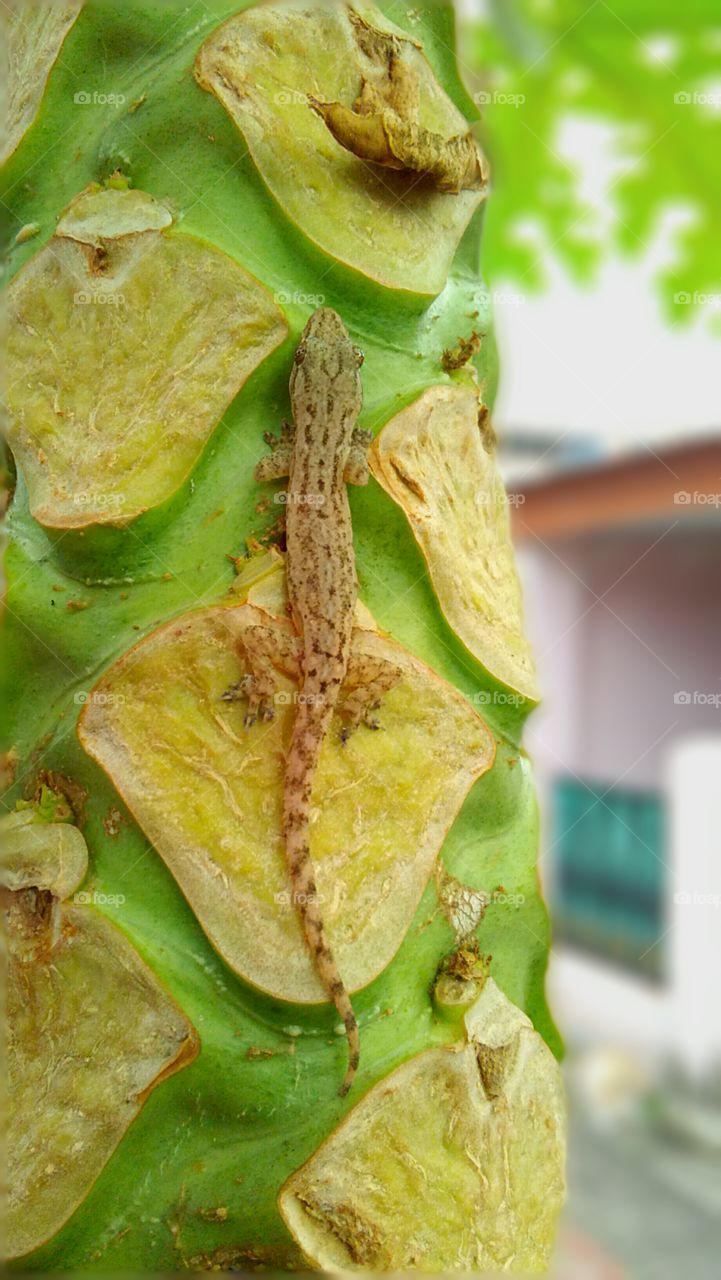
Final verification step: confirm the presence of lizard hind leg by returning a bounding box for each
[338,648,402,742]
[222,624,301,726]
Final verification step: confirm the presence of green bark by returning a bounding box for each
[2,1,562,1270]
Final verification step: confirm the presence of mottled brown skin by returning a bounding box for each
[253,310,367,1095]
[235,311,400,1091]
[283,310,363,1096]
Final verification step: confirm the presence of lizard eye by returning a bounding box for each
[353,345,365,367]
[294,344,306,366]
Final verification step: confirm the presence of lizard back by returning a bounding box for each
[283,308,364,1094]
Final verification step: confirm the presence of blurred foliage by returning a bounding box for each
[466,0,721,321]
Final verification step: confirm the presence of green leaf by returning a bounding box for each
[471,0,721,321]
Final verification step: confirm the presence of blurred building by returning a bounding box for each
[508,439,721,1079]
[504,437,721,1277]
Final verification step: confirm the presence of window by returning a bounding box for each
[551,778,667,983]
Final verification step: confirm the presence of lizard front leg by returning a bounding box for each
[343,427,374,486]
[255,420,296,482]
[222,624,301,726]
[338,647,401,742]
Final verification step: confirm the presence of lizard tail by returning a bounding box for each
[283,712,360,1097]
[285,821,360,1095]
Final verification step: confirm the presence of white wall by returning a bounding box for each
[516,525,721,1070]
[520,528,721,790]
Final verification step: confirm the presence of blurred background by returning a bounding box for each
[458,1,721,1277]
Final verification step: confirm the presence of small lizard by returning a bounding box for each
[230,309,398,1095]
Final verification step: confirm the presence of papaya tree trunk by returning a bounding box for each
[2,0,564,1271]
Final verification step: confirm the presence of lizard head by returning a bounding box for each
[290,308,364,426]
